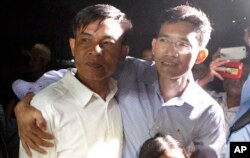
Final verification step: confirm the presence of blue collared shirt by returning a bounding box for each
[241,74,250,104]
[115,57,225,158]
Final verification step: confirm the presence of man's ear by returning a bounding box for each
[69,38,76,57]
[195,48,208,64]
[151,38,157,55]
[119,45,129,62]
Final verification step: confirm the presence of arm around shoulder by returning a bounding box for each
[15,93,54,157]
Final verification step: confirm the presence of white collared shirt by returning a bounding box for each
[19,69,123,158]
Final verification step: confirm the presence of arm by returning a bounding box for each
[198,57,230,88]
[13,69,67,156]
[14,93,54,157]
[192,105,226,158]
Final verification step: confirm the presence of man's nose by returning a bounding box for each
[167,43,179,57]
[90,44,102,55]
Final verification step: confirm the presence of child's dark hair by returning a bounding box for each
[139,133,188,158]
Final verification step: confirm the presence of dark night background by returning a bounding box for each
[1,0,250,104]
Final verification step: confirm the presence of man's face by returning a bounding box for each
[70,19,127,81]
[152,21,200,79]
[29,56,47,73]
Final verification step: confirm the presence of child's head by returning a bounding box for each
[139,133,188,158]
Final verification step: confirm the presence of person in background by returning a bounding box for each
[139,133,188,158]
[244,26,250,50]
[195,54,249,157]
[14,5,225,158]
[28,43,52,81]
[141,46,154,63]
[18,4,132,158]
[2,43,52,158]
[226,74,250,158]
[226,26,250,157]
[243,26,250,67]
[6,43,52,118]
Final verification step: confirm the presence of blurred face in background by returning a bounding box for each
[29,56,48,74]
[223,76,246,97]
[244,29,250,47]
[141,49,154,62]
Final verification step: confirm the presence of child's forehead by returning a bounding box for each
[161,148,185,158]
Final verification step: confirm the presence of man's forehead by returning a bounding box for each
[159,22,197,38]
[77,19,124,38]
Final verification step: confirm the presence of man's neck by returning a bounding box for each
[159,75,189,102]
[76,74,110,100]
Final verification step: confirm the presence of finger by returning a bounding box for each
[34,111,48,132]
[215,67,228,72]
[29,126,54,146]
[24,134,48,154]
[21,138,32,157]
[212,57,229,65]
[214,71,224,80]
[210,58,227,69]
[35,128,54,140]
[215,60,230,68]
[23,92,35,104]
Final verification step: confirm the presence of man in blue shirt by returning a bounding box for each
[14,5,225,158]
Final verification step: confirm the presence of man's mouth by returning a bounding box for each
[161,61,178,66]
[86,63,102,68]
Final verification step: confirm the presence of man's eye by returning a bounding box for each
[81,38,89,42]
[158,37,170,43]
[178,41,191,48]
[81,38,91,43]
[102,40,115,46]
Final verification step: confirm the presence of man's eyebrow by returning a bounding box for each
[158,34,190,42]
[78,32,117,41]
[79,32,91,36]
[157,34,169,38]
[102,35,116,41]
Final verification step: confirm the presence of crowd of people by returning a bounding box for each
[0,3,249,158]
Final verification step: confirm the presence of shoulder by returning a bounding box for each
[229,123,250,141]
[31,75,70,110]
[189,82,224,117]
[118,56,152,73]
[114,56,153,81]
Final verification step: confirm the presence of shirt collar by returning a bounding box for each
[63,68,118,108]
[140,65,198,107]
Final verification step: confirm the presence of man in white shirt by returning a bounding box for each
[18,4,132,158]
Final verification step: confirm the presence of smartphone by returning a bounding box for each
[220,46,246,60]
[218,61,243,79]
